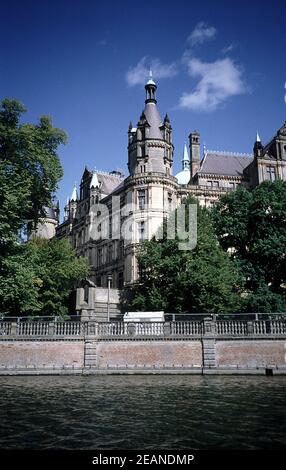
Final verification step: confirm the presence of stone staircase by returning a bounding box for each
[84,340,98,368]
[202,339,216,368]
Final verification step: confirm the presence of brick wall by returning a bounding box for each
[216,340,286,368]
[95,340,202,368]
[0,341,84,370]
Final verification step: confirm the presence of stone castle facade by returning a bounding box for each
[46,76,286,290]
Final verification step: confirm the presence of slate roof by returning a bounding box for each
[143,102,163,139]
[44,207,57,220]
[96,171,124,195]
[200,151,252,177]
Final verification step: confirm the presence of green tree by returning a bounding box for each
[212,180,286,312]
[0,238,89,318]
[0,98,88,317]
[123,197,242,313]
[0,99,66,253]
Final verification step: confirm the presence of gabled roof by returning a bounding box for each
[200,151,252,177]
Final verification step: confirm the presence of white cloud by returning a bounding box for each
[126,56,178,86]
[188,22,216,46]
[179,57,247,111]
[222,44,235,54]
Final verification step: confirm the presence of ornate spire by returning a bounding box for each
[164,113,170,123]
[253,131,263,158]
[182,144,190,171]
[145,71,157,104]
[70,183,78,202]
[90,170,99,189]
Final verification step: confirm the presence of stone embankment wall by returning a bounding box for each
[0,318,285,375]
[0,341,84,373]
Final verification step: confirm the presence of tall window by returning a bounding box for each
[107,243,112,263]
[119,239,124,260]
[266,166,276,181]
[138,189,146,210]
[84,285,89,303]
[168,192,172,210]
[118,271,124,289]
[140,164,146,173]
[97,248,102,267]
[138,221,145,242]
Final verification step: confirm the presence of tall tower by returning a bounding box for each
[189,131,201,178]
[124,74,177,283]
[128,71,174,176]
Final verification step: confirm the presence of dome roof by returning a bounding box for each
[175,169,190,185]
[44,207,57,220]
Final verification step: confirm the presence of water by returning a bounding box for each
[0,375,285,450]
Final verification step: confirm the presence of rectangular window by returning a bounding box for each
[168,192,172,210]
[138,221,145,242]
[84,285,89,303]
[207,180,219,188]
[97,248,102,267]
[140,164,146,173]
[118,271,124,289]
[138,189,146,210]
[107,243,112,263]
[109,216,112,239]
[266,166,276,181]
[119,239,124,259]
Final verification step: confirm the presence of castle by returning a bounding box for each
[38,75,286,293]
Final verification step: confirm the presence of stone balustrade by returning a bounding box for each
[0,318,285,340]
[1,318,286,375]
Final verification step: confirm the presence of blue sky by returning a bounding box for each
[1,0,286,217]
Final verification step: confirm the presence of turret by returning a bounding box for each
[253,132,263,158]
[189,131,201,178]
[127,72,174,176]
[69,183,78,220]
[175,144,190,185]
[90,170,100,205]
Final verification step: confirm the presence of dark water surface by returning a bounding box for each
[0,375,285,450]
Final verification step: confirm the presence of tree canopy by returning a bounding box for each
[123,197,242,313]
[0,98,88,318]
[0,238,89,318]
[0,98,66,252]
[212,180,286,312]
